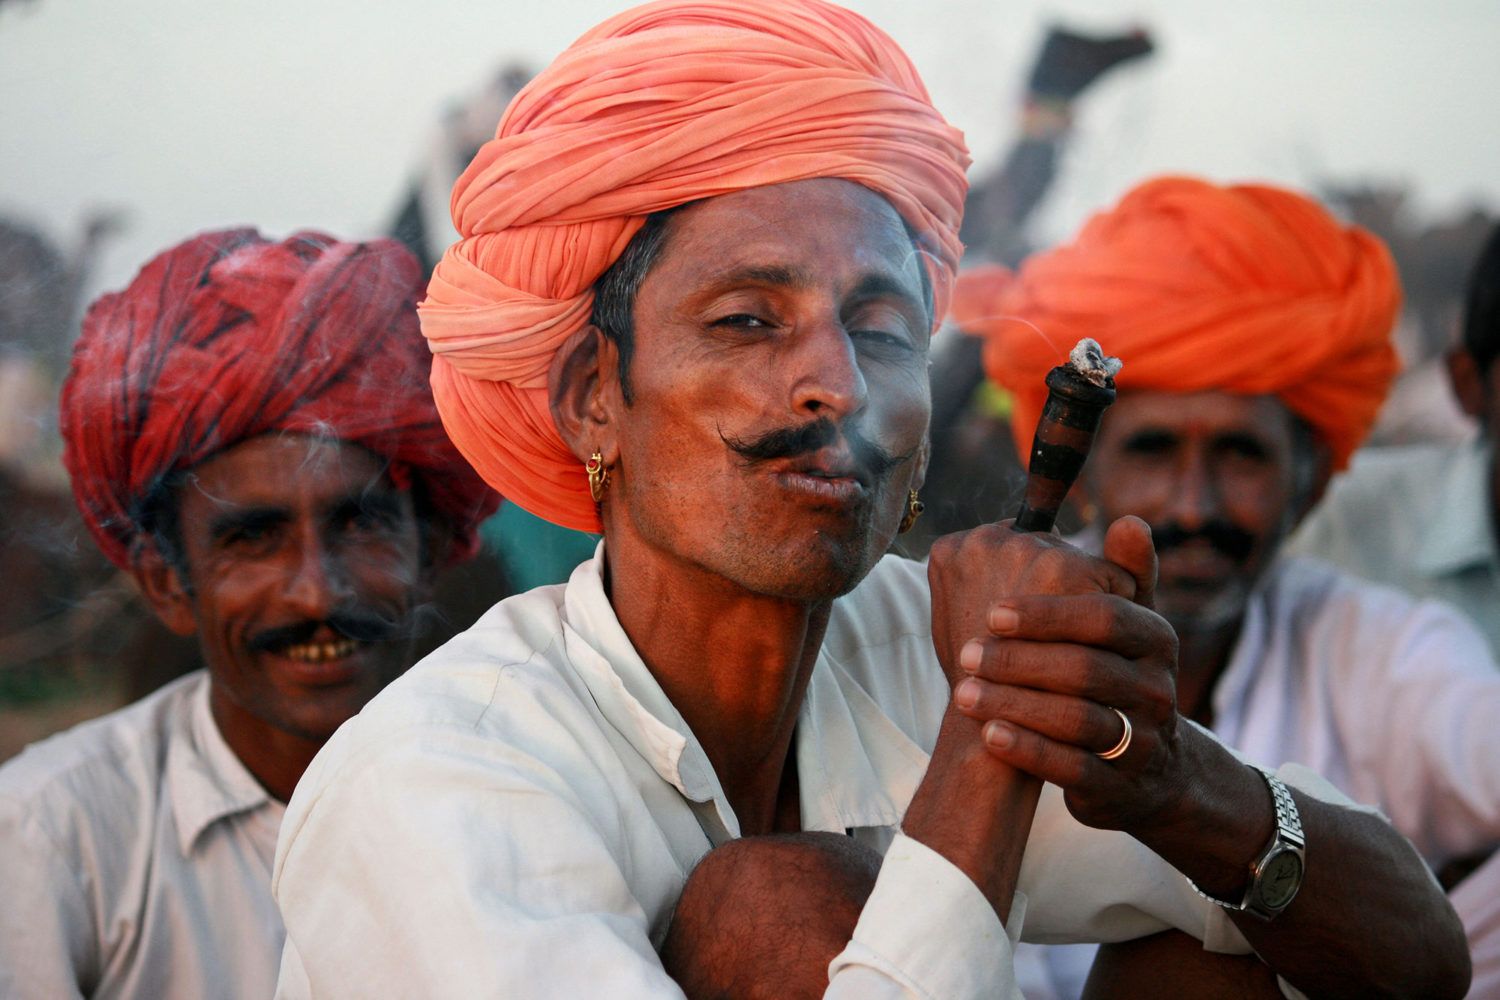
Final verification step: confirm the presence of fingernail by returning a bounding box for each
[989,606,1019,633]
[984,721,1015,749]
[954,678,979,708]
[959,639,983,672]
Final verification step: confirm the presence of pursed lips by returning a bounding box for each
[769,445,870,504]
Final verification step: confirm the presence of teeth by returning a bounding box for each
[280,639,359,663]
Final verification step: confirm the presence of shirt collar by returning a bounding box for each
[166,673,277,855]
[1415,439,1497,577]
[558,543,931,838]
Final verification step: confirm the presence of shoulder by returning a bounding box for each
[1268,557,1495,673]
[0,671,203,824]
[1305,442,1462,530]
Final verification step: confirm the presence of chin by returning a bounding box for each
[730,534,878,603]
[1158,582,1252,635]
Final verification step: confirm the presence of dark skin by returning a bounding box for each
[553,179,1468,998]
[133,434,441,802]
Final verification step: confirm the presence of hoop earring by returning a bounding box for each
[585,451,611,503]
[898,490,925,533]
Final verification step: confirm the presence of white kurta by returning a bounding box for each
[1016,555,1500,999]
[1289,438,1500,656]
[271,547,1348,999]
[0,671,285,1000]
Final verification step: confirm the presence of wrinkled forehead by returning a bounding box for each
[1104,389,1301,442]
[182,433,403,509]
[647,179,932,318]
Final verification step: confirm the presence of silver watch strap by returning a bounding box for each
[1187,764,1303,911]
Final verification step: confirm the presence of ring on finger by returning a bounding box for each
[1096,708,1132,761]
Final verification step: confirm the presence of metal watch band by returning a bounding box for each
[1186,764,1305,918]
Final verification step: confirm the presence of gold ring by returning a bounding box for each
[1097,708,1132,761]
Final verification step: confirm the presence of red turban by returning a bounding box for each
[62,229,499,570]
[419,0,971,531]
[964,176,1401,471]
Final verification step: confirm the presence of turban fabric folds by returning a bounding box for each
[963,176,1401,471]
[62,229,498,569]
[420,0,971,531]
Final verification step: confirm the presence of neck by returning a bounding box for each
[209,687,322,803]
[1170,615,1243,728]
[604,540,831,837]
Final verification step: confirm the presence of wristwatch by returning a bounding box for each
[1188,764,1306,921]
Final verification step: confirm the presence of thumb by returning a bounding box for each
[1102,516,1157,610]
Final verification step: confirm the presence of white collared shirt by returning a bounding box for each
[272,547,1276,999]
[1289,438,1500,655]
[0,670,286,999]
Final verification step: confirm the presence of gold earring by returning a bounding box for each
[898,490,925,533]
[585,451,611,503]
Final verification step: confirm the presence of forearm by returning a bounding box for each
[900,705,1040,923]
[1133,734,1470,999]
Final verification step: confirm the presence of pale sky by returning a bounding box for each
[3,0,1498,302]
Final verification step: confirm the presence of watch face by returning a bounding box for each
[1257,850,1305,911]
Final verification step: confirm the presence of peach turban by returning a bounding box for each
[62,229,499,570]
[419,0,970,531]
[961,176,1401,471]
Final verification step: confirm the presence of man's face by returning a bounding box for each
[165,434,428,747]
[1084,391,1311,633]
[604,178,931,601]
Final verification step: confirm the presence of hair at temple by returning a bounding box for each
[1464,225,1500,374]
[588,198,937,407]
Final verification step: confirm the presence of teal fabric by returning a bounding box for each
[480,504,600,592]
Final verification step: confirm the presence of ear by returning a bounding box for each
[910,436,930,493]
[1447,347,1487,420]
[549,323,622,466]
[129,538,198,637]
[1290,438,1336,528]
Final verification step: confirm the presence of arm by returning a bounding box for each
[0,797,93,1000]
[943,517,1471,999]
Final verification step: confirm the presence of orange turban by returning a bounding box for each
[420,0,970,531]
[62,229,499,570]
[962,176,1401,471]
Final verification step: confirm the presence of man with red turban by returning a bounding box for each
[0,228,497,999]
[273,6,1466,999]
[965,175,1500,997]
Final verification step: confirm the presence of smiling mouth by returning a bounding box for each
[277,638,361,663]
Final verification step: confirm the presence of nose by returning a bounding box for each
[282,535,352,621]
[787,318,868,421]
[1162,450,1221,530]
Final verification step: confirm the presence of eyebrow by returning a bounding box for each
[208,506,288,542]
[703,264,926,313]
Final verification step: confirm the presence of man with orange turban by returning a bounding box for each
[0,229,497,999]
[965,175,1500,997]
[273,6,1466,999]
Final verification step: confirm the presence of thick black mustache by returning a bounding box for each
[720,417,906,481]
[1150,520,1257,563]
[246,606,406,653]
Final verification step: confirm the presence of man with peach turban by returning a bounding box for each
[272,7,1466,999]
[0,229,497,999]
[963,175,1500,998]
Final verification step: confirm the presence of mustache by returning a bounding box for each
[719,417,908,481]
[1150,520,1257,563]
[246,606,409,653]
